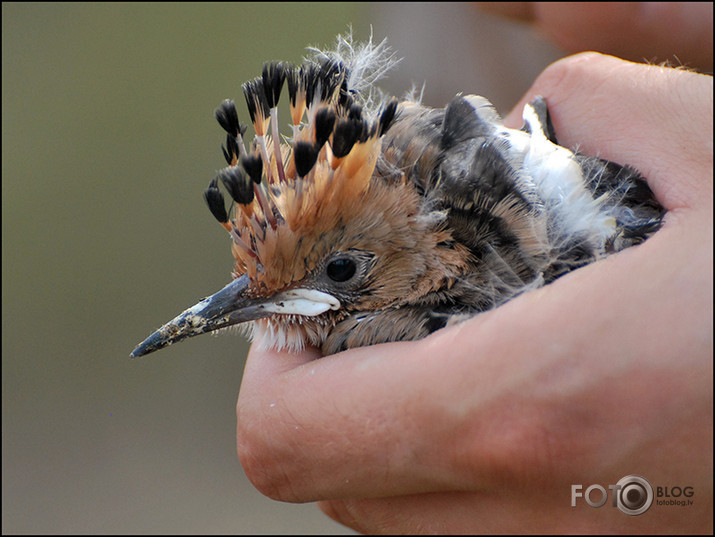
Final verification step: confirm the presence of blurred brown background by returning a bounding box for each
[2,3,560,533]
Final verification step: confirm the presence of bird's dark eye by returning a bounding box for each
[326,258,357,282]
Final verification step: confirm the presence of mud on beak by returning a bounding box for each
[130,274,340,357]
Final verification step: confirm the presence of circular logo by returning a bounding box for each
[615,475,653,516]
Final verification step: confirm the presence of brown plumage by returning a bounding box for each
[131,35,663,358]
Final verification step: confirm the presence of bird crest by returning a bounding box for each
[205,38,401,295]
[131,33,663,358]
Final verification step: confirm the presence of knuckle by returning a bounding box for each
[540,52,606,85]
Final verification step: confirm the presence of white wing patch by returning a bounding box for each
[519,101,616,249]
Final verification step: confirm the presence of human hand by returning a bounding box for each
[236,53,713,533]
[477,2,713,73]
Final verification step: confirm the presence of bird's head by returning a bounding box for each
[131,46,470,358]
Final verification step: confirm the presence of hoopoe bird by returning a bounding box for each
[131,35,664,358]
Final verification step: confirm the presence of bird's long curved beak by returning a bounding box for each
[130,274,340,357]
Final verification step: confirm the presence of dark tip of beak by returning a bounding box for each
[130,275,267,358]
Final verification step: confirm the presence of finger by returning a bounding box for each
[528,2,713,72]
[236,328,322,489]
[237,333,485,502]
[318,492,586,534]
[319,475,713,534]
[479,2,714,72]
[236,226,709,503]
[503,53,713,211]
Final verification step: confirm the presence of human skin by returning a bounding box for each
[236,54,713,533]
[477,2,713,73]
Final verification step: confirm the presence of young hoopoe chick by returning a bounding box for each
[131,35,664,358]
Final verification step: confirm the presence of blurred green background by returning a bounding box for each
[2,3,560,533]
